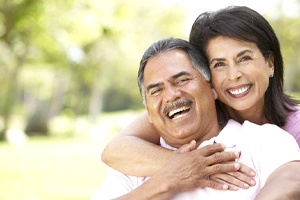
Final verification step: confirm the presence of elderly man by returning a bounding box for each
[93,38,300,200]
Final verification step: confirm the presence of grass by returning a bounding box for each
[1,92,298,200]
[0,110,142,200]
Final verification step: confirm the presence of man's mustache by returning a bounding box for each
[163,99,192,115]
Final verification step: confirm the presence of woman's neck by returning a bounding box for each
[226,106,269,125]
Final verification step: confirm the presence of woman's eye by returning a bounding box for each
[212,62,224,68]
[239,55,252,62]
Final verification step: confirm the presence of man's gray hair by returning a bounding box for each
[137,37,211,104]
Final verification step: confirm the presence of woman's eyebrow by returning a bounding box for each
[210,49,253,64]
[210,58,225,64]
[237,49,253,57]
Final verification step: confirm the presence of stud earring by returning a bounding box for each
[270,73,274,78]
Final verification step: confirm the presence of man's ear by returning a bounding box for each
[146,105,153,124]
[212,88,218,100]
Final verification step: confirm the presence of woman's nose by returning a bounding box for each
[227,65,242,81]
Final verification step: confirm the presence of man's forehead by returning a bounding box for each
[145,50,194,71]
[149,61,196,79]
[145,49,202,83]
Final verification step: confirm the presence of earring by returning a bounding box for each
[270,73,274,78]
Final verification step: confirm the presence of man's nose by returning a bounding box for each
[164,85,181,103]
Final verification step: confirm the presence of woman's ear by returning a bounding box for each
[212,88,218,100]
[268,54,275,75]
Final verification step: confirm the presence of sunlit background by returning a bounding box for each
[0,0,299,199]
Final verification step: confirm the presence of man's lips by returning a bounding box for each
[163,99,192,119]
[168,106,190,119]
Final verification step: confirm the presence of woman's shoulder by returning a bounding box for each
[285,106,300,125]
[282,106,300,143]
[287,106,300,119]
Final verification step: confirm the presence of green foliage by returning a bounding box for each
[103,87,143,112]
[267,10,300,92]
[2,0,299,137]
[0,0,187,137]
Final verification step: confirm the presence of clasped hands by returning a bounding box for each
[152,140,256,194]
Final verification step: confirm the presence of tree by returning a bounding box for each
[0,0,186,139]
[0,0,45,139]
[266,2,300,92]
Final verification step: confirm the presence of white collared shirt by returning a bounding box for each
[93,120,300,200]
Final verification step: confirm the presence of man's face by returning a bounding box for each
[144,49,218,148]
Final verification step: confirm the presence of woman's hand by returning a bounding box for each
[156,141,254,192]
[209,163,256,190]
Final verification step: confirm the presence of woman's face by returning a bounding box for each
[206,36,274,112]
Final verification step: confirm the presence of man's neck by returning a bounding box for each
[194,123,224,148]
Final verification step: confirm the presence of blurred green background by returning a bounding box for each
[0,0,299,199]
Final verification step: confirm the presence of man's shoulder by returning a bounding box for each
[242,120,282,130]
[241,120,297,145]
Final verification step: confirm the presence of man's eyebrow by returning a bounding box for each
[146,82,162,92]
[171,71,191,79]
[146,71,191,92]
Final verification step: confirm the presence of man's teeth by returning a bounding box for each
[168,106,189,118]
[228,86,250,95]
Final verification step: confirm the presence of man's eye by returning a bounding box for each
[176,78,190,85]
[150,88,162,96]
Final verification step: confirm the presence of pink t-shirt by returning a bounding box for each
[282,106,300,147]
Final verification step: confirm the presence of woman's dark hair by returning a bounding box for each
[189,6,299,126]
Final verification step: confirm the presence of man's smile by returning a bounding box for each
[168,106,191,119]
[163,99,192,119]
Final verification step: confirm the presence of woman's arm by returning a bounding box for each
[255,161,300,200]
[101,111,171,176]
[109,141,239,200]
[101,111,256,189]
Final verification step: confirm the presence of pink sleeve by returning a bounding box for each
[282,107,300,147]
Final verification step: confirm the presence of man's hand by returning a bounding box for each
[152,140,254,193]
[114,140,258,200]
